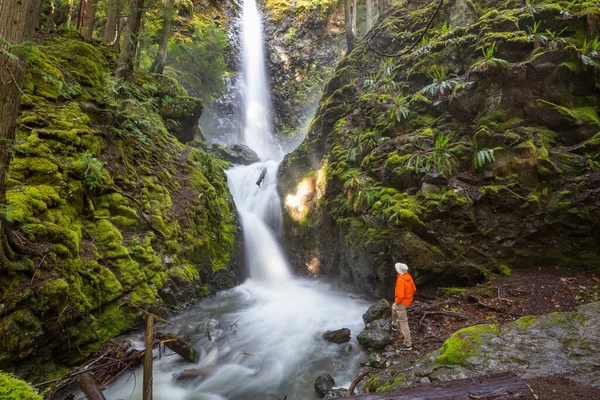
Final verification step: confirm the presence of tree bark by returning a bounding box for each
[116,0,145,81]
[352,0,357,36]
[0,0,43,266]
[149,0,174,74]
[143,315,154,400]
[344,0,355,53]
[103,0,122,44]
[342,373,535,400]
[79,0,98,40]
[66,0,73,26]
[135,10,145,69]
[366,0,373,32]
[377,0,387,20]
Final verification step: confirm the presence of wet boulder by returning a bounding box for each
[314,374,335,397]
[357,329,391,349]
[324,388,348,398]
[211,143,260,165]
[365,319,392,333]
[323,328,351,343]
[362,299,391,325]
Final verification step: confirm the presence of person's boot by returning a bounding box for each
[399,344,412,351]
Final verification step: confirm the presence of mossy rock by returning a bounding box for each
[0,373,42,400]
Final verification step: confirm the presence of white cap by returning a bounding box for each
[395,263,408,274]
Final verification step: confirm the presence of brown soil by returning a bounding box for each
[525,375,600,400]
[380,267,600,397]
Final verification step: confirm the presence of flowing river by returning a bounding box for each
[103,0,368,398]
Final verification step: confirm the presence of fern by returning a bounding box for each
[405,132,458,177]
[473,149,496,169]
[388,94,412,122]
[471,43,510,74]
[419,68,459,103]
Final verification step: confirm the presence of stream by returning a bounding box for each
[103,0,369,397]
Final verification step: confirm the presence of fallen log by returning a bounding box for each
[156,332,201,363]
[337,373,535,399]
[173,368,214,383]
[323,328,351,343]
[76,372,106,400]
[256,167,267,187]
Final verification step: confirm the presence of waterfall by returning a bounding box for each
[103,2,368,398]
[241,0,282,161]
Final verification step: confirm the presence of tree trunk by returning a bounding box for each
[116,0,145,81]
[103,0,122,44]
[344,0,355,53]
[366,0,373,32]
[79,0,98,40]
[66,0,73,26]
[149,0,174,74]
[135,10,145,69]
[352,0,357,36]
[0,0,43,265]
[377,0,387,20]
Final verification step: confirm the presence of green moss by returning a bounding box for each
[436,324,500,366]
[439,287,468,296]
[495,264,512,277]
[511,315,539,330]
[0,373,42,400]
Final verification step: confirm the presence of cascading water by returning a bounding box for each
[103,1,368,399]
[241,0,282,161]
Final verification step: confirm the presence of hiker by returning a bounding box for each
[392,262,417,350]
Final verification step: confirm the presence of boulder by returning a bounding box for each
[357,329,391,349]
[211,143,260,165]
[368,353,387,368]
[362,299,391,325]
[314,374,335,397]
[324,388,348,399]
[365,319,392,333]
[323,328,351,343]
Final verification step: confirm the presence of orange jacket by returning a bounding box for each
[395,273,416,306]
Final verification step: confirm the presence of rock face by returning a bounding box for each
[264,0,347,150]
[211,143,261,165]
[278,0,600,298]
[367,302,600,391]
[0,37,244,379]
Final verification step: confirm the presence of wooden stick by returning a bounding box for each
[76,372,106,400]
[348,371,369,396]
[143,315,154,400]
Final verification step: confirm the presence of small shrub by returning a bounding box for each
[470,43,509,74]
[419,68,458,103]
[405,132,458,177]
[77,153,103,188]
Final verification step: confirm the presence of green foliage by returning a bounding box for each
[76,153,103,188]
[473,149,496,170]
[388,94,412,123]
[439,23,450,36]
[577,38,600,70]
[471,43,509,74]
[0,372,42,400]
[585,153,600,169]
[103,77,160,144]
[521,0,537,14]
[528,25,570,51]
[405,133,458,177]
[419,68,458,103]
[342,170,378,212]
[166,19,228,100]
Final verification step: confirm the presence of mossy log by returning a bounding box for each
[156,332,200,363]
[340,373,534,399]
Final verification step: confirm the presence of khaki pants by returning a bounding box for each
[391,303,412,347]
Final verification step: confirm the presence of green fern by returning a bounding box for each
[419,68,459,103]
[471,43,510,74]
[405,133,458,177]
[473,149,496,169]
[388,94,412,122]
